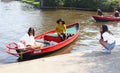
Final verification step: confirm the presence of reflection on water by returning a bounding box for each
[0,1,120,64]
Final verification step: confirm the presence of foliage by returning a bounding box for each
[24,0,120,11]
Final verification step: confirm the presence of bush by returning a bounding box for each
[24,0,120,11]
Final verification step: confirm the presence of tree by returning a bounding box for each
[24,0,120,11]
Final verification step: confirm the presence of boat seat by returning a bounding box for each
[66,26,78,34]
[44,26,78,43]
[44,33,62,43]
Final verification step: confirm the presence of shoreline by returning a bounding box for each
[2,1,113,12]
[0,46,120,73]
[21,1,114,12]
[40,7,96,11]
[21,1,96,11]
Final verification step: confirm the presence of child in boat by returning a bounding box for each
[99,24,115,54]
[19,27,43,50]
[113,8,119,17]
[97,9,103,16]
[56,19,67,41]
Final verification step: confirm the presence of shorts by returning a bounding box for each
[107,42,115,50]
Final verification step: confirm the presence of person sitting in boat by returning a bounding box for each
[113,8,119,17]
[19,27,43,50]
[99,24,115,54]
[97,9,103,16]
[56,19,67,41]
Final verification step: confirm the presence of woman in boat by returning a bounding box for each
[99,24,115,54]
[113,8,119,17]
[20,27,43,50]
[97,9,103,16]
[56,19,67,41]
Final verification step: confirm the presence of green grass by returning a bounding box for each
[32,2,40,5]
[22,0,40,5]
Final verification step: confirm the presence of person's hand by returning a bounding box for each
[20,41,26,46]
[26,45,33,50]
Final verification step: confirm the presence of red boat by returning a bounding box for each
[6,23,80,60]
[93,15,120,22]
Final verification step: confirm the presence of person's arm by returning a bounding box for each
[96,11,98,15]
[55,25,59,32]
[64,24,67,33]
[100,32,103,40]
[113,11,116,16]
[102,33,108,42]
[20,34,27,46]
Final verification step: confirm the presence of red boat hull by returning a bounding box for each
[93,15,120,22]
[6,23,80,58]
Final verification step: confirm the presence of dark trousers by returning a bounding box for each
[58,33,66,41]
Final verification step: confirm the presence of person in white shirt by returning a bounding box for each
[99,24,115,54]
[20,27,43,50]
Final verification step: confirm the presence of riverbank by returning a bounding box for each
[21,1,96,11]
[21,0,120,12]
[0,45,120,73]
[40,7,96,11]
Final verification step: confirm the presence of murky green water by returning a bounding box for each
[0,1,120,64]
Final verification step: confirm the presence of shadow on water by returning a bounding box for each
[0,1,120,64]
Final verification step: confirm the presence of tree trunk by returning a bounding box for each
[41,0,43,7]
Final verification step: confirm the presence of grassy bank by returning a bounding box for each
[21,0,40,8]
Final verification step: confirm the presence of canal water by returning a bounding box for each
[0,1,120,64]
